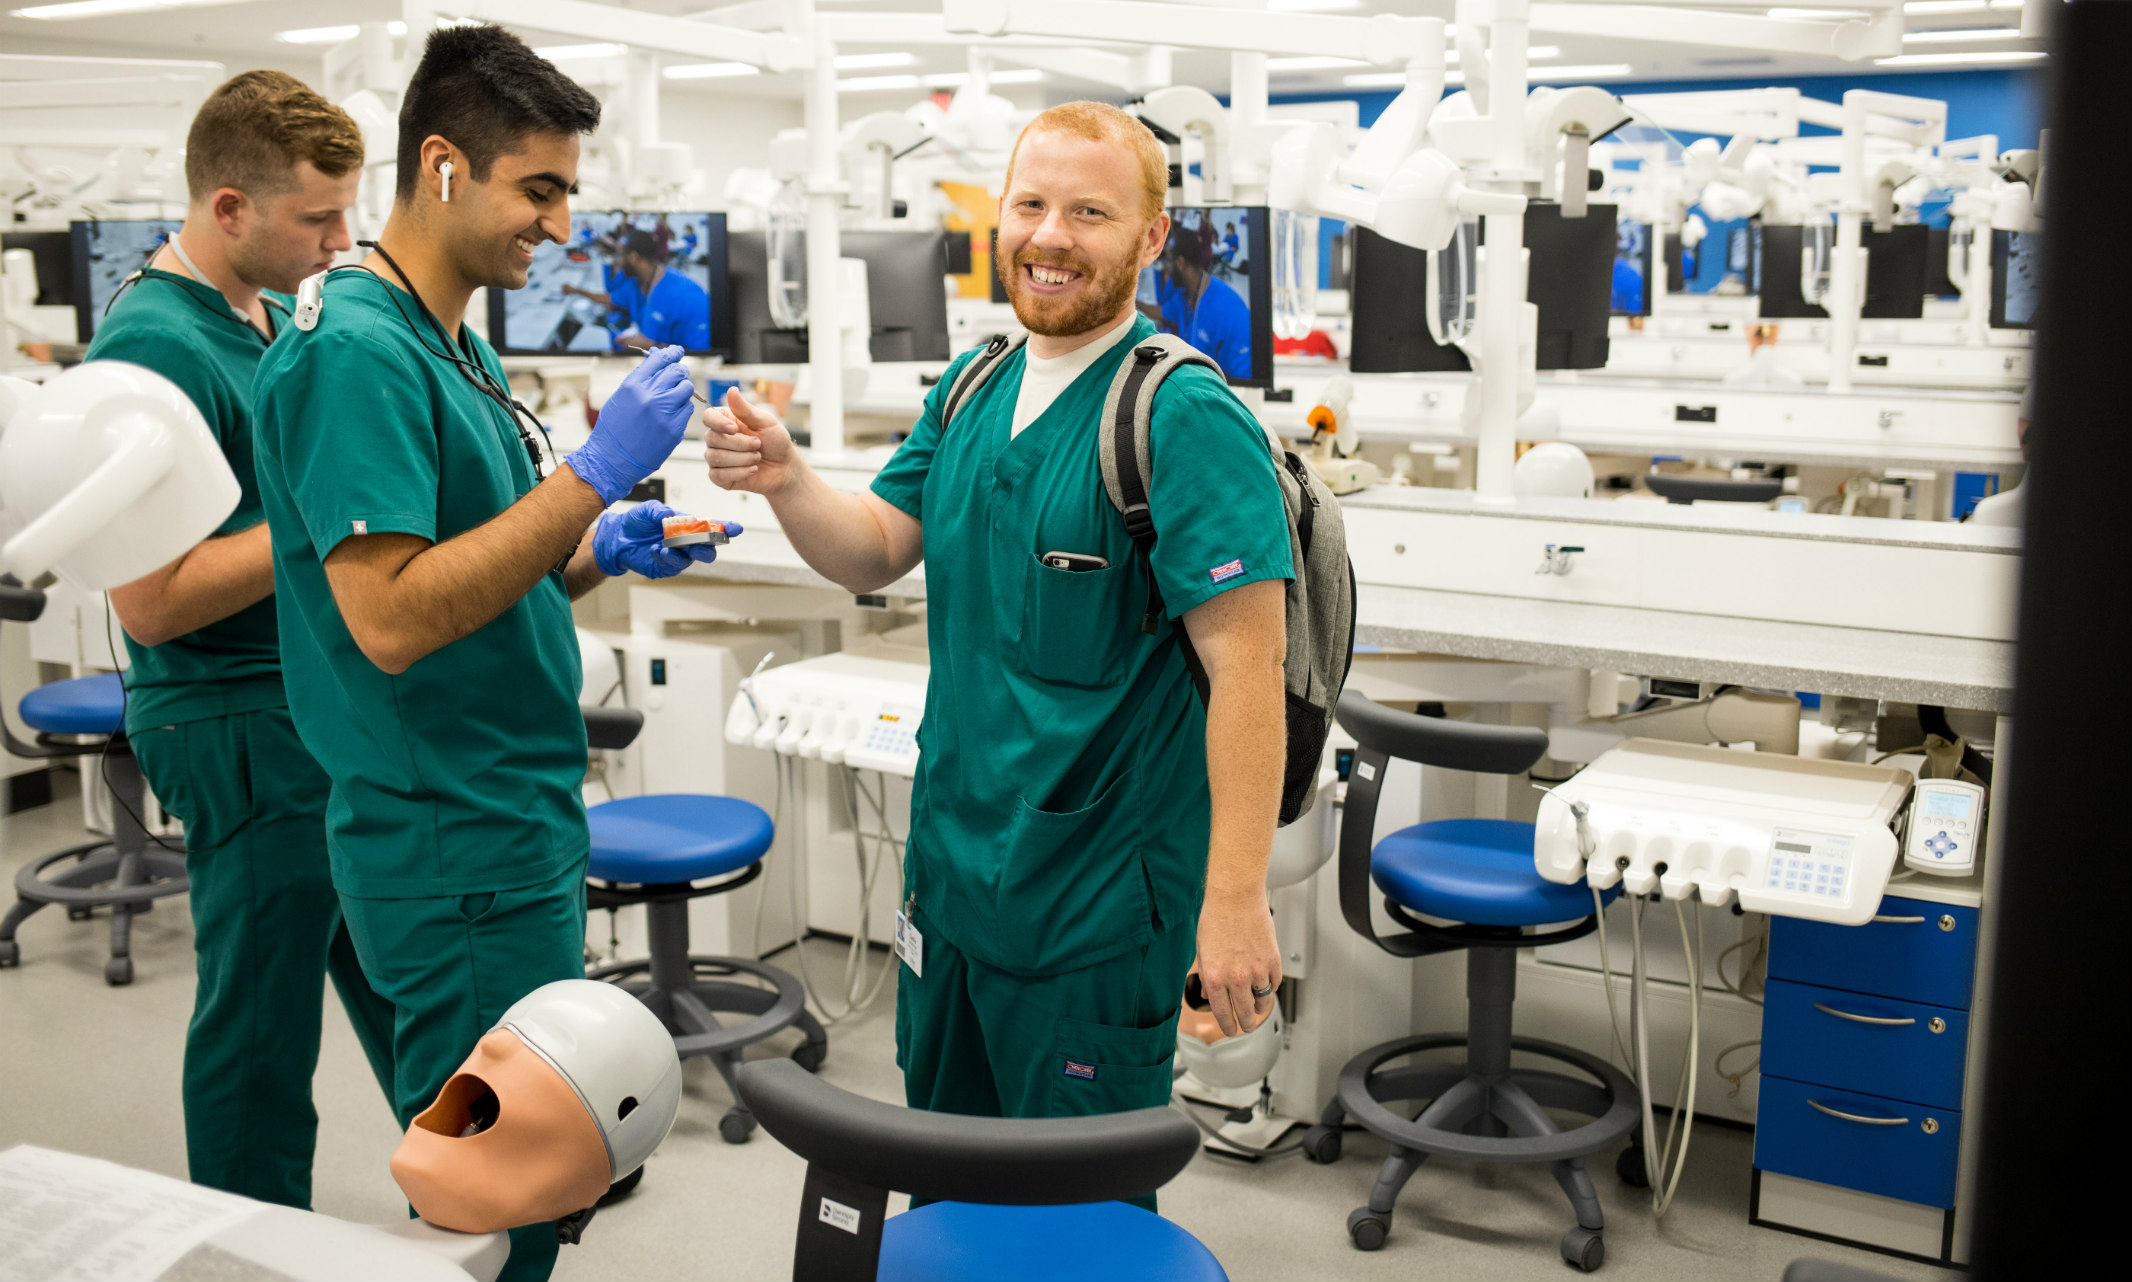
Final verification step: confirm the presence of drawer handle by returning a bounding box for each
[1807,1099,1909,1126]
[1813,1001,1916,1027]
[1872,914,1927,924]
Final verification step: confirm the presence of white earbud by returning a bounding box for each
[440,160,454,203]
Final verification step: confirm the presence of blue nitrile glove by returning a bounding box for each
[565,345,697,504]
[593,501,744,579]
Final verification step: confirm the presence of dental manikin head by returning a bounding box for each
[390,980,682,1234]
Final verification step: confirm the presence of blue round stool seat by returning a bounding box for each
[586,794,773,885]
[18,673,124,736]
[878,1201,1228,1282]
[1372,818,1618,928]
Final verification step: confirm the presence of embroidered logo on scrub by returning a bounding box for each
[1063,1060,1097,1081]
[1209,558,1244,584]
[352,519,368,535]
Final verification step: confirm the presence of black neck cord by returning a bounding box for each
[349,239,557,476]
[104,240,285,344]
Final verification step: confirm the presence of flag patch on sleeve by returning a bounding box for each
[1062,1060,1097,1081]
[1209,559,1244,584]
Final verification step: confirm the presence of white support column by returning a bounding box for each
[1827,92,1869,395]
[804,30,846,455]
[1476,210,1524,503]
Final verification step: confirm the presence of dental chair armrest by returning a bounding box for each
[734,1059,1199,1206]
[582,705,644,751]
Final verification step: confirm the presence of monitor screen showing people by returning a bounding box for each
[72,219,182,340]
[1994,229,2041,330]
[1612,221,1653,317]
[1139,207,1258,384]
[498,211,721,354]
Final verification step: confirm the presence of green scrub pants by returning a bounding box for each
[339,860,589,1282]
[130,708,397,1210]
[894,903,1197,1212]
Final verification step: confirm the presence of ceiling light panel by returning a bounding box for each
[13,0,250,18]
[1875,49,2048,65]
[1902,26,2029,41]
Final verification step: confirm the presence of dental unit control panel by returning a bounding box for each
[723,648,930,777]
[1533,740,1915,926]
[1902,778,1986,877]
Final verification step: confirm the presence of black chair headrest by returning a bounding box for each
[1334,689,1552,776]
[735,1059,1199,1206]
[582,705,644,751]
[1644,475,1784,506]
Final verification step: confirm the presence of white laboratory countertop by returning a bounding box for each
[686,529,2015,713]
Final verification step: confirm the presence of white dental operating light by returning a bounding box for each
[0,363,239,590]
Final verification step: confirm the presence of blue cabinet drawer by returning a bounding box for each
[1761,978,1969,1110]
[1769,894,1980,1009]
[1754,1075,1961,1208]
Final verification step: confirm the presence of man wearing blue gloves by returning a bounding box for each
[251,25,731,1281]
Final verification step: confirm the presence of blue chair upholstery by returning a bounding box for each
[878,1201,1228,1282]
[18,673,124,736]
[1371,818,1619,928]
[586,794,774,884]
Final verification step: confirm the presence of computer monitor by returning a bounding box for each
[1348,201,1616,374]
[1612,221,1654,317]
[1138,205,1272,387]
[1860,224,1928,319]
[69,219,181,341]
[845,230,953,362]
[1,231,75,307]
[1991,228,2041,330]
[1926,227,1960,298]
[489,211,729,357]
[725,229,952,364]
[1753,221,1929,321]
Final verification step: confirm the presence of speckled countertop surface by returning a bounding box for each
[690,538,2014,712]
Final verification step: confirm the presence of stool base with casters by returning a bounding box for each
[585,842,827,1145]
[1,673,188,986]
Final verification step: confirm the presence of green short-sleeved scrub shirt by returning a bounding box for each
[84,270,290,733]
[870,315,1293,978]
[251,270,587,899]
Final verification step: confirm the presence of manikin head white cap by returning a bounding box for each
[390,980,681,1233]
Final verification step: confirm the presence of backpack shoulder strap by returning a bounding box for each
[1096,333,1221,635]
[940,330,1028,431]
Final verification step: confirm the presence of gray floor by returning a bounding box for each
[0,780,1954,1281]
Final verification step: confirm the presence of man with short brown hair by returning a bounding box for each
[89,68,393,1210]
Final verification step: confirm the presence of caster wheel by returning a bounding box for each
[105,957,133,986]
[718,1109,757,1145]
[0,940,18,968]
[1616,1145,1649,1189]
[1302,1125,1342,1164]
[67,906,94,922]
[792,1041,828,1073]
[1346,1208,1389,1252]
[1561,1226,1604,1271]
[598,1165,645,1207]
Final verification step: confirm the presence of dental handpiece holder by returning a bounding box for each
[1532,739,1914,925]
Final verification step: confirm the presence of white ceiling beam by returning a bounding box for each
[1531,5,1904,62]
[421,0,809,70]
[943,0,1437,67]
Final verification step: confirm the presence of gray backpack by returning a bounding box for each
[941,330,1354,826]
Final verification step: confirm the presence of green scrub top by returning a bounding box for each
[871,315,1293,977]
[251,270,587,899]
[83,270,290,734]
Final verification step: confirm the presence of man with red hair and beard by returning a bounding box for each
[702,102,1290,1166]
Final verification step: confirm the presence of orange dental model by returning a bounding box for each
[661,514,731,550]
